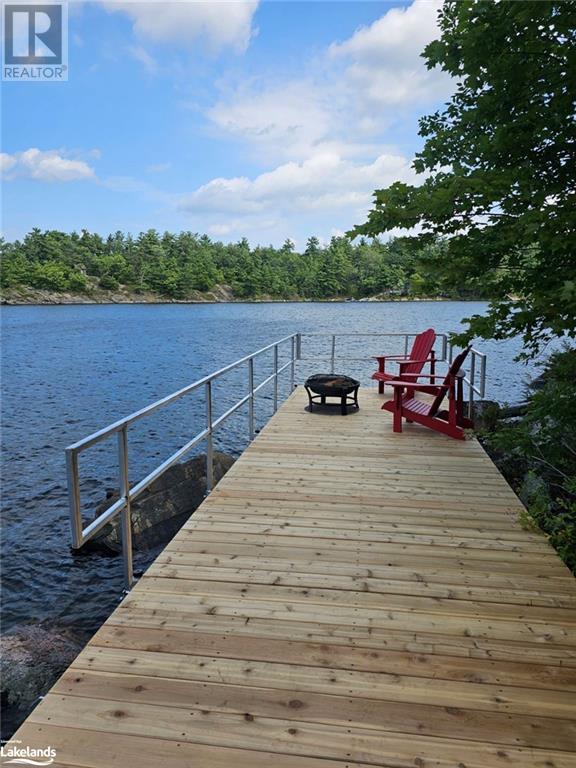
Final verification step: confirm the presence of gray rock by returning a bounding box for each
[470,400,501,431]
[1,626,83,710]
[86,451,235,554]
[518,471,551,510]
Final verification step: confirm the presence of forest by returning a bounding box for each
[0,228,482,301]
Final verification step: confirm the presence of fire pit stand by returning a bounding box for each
[304,374,360,416]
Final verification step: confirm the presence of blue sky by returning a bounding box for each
[1,0,454,246]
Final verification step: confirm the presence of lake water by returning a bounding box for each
[1,301,543,640]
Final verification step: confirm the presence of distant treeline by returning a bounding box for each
[0,229,485,300]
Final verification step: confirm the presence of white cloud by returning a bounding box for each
[329,0,453,108]
[100,0,259,53]
[330,0,441,66]
[127,44,158,74]
[176,150,415,241]
[1,149,96,182]
[0,154,17,175]
[181,0,455,244]
[206,81,333,161]
[178,150,415,218]
[202,0,454,167]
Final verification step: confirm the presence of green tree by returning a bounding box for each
[67,271,89,292]
[297,237,322,297]
[1,227,479,301]
[487,348,576,571]
[30,261,70,291]
[92,253,133,284]
[349,1,576,355]
[0,240,31,287]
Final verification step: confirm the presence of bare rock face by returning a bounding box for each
[470,400,501,431]
[86,451,235,554]
[1,626,83,710]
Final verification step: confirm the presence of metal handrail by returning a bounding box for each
[298,332,485,416]
[450,345,487,416]
[298,332,449,370]
[65,333,299,588]
[65,329,486,591]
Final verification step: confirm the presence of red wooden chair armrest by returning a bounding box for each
[390,370,466,381]
[398,356,436,366]
[386,379,442,390]
[371,355,411,361]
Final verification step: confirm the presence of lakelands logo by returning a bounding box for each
[2,2,68,81]
[0,741,56,766]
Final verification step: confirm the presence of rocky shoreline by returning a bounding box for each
[0,451,236,740]
[1,285,466,306]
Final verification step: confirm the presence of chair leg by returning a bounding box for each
[378,381,384,394]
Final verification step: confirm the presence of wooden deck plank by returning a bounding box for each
[52,669,576,751]
[27,694,576,768]
[11,387,576,767]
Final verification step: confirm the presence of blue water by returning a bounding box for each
[0,301,543,634]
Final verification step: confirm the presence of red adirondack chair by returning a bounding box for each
[382,346,474,440]
[372,328,436,394]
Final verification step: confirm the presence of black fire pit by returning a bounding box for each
[305,374,360,415]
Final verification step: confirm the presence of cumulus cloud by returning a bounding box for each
[100,0,259,53]
[178,150,415,218]
[0,154,17,175]
[1,149,96,182]
[330,0,441,65]
[202,0,454,167]
[206,81,333,161]
[329,0,453,107]
[206,219,279,238]
[175,150,417,244]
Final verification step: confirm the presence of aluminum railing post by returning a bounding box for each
[117,425,134,590]
[290,337,296,389]
[296,333,302,360]
[273,345,279,413]
[205,381,214,493]
[331,335,336,374]
[479,354,487,399]
[65,449,83,549]
[468,355,476,418]
[248,358,255,440]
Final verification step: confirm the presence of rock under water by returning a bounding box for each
[85,451,235,554]
[1,625,83,707]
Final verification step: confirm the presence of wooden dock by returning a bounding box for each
[12,388,576,767]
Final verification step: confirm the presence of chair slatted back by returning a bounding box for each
[403,328,436,376]
[428,346,471,417]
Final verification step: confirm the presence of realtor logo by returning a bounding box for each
[2,2,68,81]
[0,740,57,765]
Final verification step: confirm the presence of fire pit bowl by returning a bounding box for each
[304,374,360,416]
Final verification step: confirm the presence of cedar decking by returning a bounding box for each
[12,387,576,767]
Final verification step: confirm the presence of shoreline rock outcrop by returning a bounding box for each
[1,625,84,739]
[85,451,235,554]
